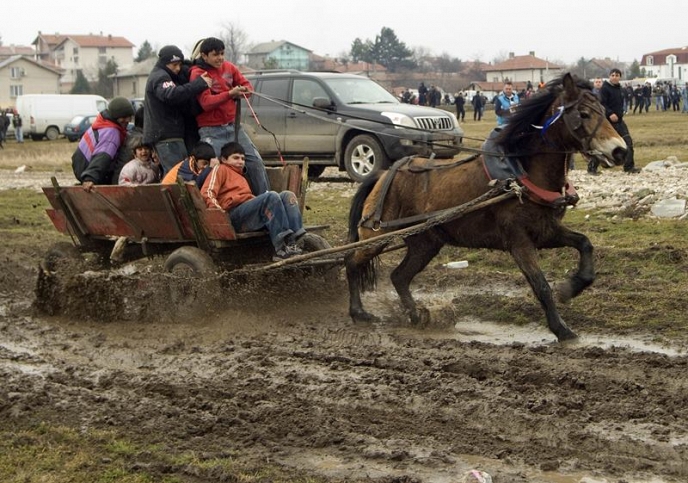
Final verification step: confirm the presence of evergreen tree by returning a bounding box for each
[94,59,118,98]
[135,40,156,62]
[349,28,415,72]
[70,70,91,94]
[628,60,642,79]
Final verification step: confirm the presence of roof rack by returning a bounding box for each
[248,69,302,75]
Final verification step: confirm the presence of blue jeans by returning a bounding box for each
[154,139,187,176]
[229,191,305,251]
[199,125,269,195]
[15,127,23,143]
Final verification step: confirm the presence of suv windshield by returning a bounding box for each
[323,77,399,105]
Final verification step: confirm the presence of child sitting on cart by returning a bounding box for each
[162,141,216,188]
[118,134,161,185]
[201,142,306,261]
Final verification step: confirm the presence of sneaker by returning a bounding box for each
[272,244,303,262]
[624,167,641,174]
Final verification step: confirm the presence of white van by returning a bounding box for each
[15,94,108,141]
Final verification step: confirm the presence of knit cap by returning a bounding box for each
[158,45,184,65]
[108,97,135,119]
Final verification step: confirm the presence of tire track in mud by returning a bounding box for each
[2,306,688,482]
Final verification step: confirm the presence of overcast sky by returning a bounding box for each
[3,0,687,66]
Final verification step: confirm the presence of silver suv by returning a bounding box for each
[241,71,463,181]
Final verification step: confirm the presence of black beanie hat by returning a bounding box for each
[158,45,184,65]
[108,97,135,119]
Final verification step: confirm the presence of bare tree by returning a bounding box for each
[218,22,249,65]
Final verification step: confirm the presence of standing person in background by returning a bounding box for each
[190,37,269,195]
[472,92,484,121]
[494,81,520,126]
[143,45,212,176]
[418,82,428,106]
[12,112,23,143]
[682,82,688,113]
[453,93,466,122]
[600,68,640,174]
[0,109,8,148]
[632,85,644,114]
[592,78,603,97]
[642,82,652,113]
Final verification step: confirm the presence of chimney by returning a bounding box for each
[529,51,535,57]
[108,34,112,41]
[508,52,515,58]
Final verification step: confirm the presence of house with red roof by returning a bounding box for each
[640,46,688,81]
[483,52,563,85]
[32,31,134,92]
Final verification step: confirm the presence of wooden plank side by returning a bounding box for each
[42,183,242,242]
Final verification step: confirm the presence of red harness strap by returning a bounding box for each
[517,175,579,207]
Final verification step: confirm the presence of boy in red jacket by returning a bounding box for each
[190,37,269,195]
[202,142,305,261]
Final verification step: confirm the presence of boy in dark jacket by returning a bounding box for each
[143,45,212,175]
[600,68,639,174]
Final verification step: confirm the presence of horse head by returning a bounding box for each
[558,73,627,166]
[497,73,627,167]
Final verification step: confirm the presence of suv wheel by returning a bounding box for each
[344,134,389,183]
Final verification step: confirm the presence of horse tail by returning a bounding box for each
[347,172,383,292]
[348,172,382,242]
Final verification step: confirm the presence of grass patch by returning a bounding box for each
[0,423,330,483]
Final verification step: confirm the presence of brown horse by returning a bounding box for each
[345,73,627,342]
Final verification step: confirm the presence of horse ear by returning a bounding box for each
[562,73,578,99]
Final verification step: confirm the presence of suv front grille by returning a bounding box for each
[414,116,453,131]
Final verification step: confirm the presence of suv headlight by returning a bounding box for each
[381,112,415,129]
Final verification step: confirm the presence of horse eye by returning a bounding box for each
[580,111,591,119]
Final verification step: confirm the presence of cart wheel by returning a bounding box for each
[164,247,217,276]
[42,242,83,272]
[298,232,331,252]
[297,233,339,283]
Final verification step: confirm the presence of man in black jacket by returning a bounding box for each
[143,45,212,175]
[600,68,640,174]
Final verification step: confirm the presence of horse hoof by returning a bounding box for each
[350,311,379,324]
[410,307,431,327]
[557,329,579,343]
[557,284,574,303]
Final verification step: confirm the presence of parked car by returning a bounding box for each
[242,71,463,181]
[63,114,97,142]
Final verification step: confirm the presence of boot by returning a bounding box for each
[587,156,599,175]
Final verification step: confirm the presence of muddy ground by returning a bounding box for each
[1,175,688,482]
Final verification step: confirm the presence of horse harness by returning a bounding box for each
[358,91,608,231]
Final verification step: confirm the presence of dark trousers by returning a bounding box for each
[612,119,635,171]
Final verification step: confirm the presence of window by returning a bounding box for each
[74,56,79,65]
[252,78,289,107]
[10,67,23,79]
[73,47,79,55]
[646,56,654,66]
[10,85,23,98]
[292,79,328,107]
[98,47,106,54]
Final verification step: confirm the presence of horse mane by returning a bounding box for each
[495,75,593,154]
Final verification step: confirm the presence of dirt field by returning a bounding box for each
[1,170,688,483]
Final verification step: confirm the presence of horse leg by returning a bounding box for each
[390,233,444,325]
[550,228,595,303]
[346,245,385,323]
[510,243,578,342]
